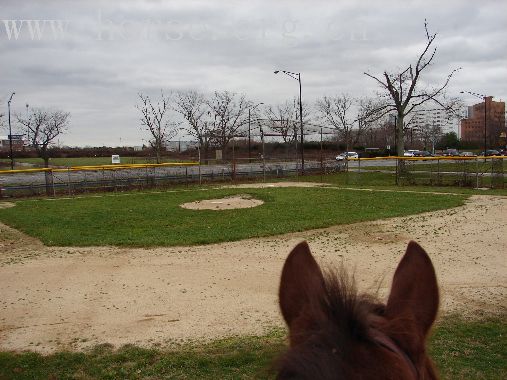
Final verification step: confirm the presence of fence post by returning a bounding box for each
[490,158,493,189]
[437,159,440,185]
[395,158,399,186]
[199,162,202,186]
[429,158,434,185]
[475,156,479,188]
[112,169,117,192]
[68,168,72,196]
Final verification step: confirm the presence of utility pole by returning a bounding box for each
[8,92,15,170]
[247,102,263,163]
[274,70,305,174]
[26,103,29,146]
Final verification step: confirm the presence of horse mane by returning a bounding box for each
[277,241,439,379]
[276,267,388,379]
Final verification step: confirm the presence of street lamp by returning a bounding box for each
[274,70,304,174]
[460,90,489,155]
[26,103,29,144]
[7,92,15,170]
[248,102,264,163]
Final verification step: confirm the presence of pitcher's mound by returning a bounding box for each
[180,194,263,210]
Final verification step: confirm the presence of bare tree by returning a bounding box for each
[17,107,69,167]
[316,94,355,151]
[418,122,442,153]
[265,100,299,143]
[172,90,209,161]
[356,97,389,146]
[206,91,249,151]
[137,91,177,163]
[364,20,461,156]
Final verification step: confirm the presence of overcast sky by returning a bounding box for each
[1,0,506,146]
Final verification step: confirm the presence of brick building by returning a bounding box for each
[460,97,506,148]
[0,135,25,152]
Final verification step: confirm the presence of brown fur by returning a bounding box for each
[277,241,439,379]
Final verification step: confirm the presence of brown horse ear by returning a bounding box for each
[385,241,439,340]
[279,241,326,330]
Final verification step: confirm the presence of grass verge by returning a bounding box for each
[0,157,190,168]
[298,171,507,196]
[0,187,466,247]
[0,316,504,380]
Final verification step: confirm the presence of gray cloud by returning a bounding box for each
[1,0,506,146]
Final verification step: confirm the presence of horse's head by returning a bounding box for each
[277,241,439,379]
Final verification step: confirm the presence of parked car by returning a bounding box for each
[480,149,500,156]
[459,151,477,157]
[413,151,433,157]
[403,150,419,157]
[335,152,359,161]
[442,149,460,156]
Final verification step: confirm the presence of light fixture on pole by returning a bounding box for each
[26,103,29,144]
[248,102,264,163]
[460,90,489,155]
[7,92,15,170]
[274,70,305,174]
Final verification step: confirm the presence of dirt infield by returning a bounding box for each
[180,194,264,210]
[0,185,505,353]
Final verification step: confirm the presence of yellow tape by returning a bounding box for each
[0,162,200,174]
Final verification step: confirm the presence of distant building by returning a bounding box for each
[164,140,199,152]
[0,135,25,152]
[411,109,454,134]
[460,97,506,148]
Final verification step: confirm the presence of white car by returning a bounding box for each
[336,152,359,161]
[403,150,419,157]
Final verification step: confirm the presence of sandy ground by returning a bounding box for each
[180,194,264,210]
[0,184,506,353]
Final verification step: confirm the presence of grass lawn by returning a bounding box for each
[0,187,466,247]
[358,160,505,172]
[0,315,504,380]
[298,171,507,196]
[0,157,189,168]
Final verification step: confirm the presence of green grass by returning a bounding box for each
[298,171,507,196]
[430,315,507,379]
[0,316,504,379]
[0,157,189,168]
[0,187,467,247]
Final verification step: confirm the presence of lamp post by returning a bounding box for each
[274,70,304,174]
[248,102,264,163]
[26,103,29,144]
[460,91,489,155]
[7,92,15,170]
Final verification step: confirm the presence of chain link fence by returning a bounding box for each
[351,156,505,189]
[0,159,344,198]
[0,156,504,199]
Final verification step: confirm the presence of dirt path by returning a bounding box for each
[0,186,506,353]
